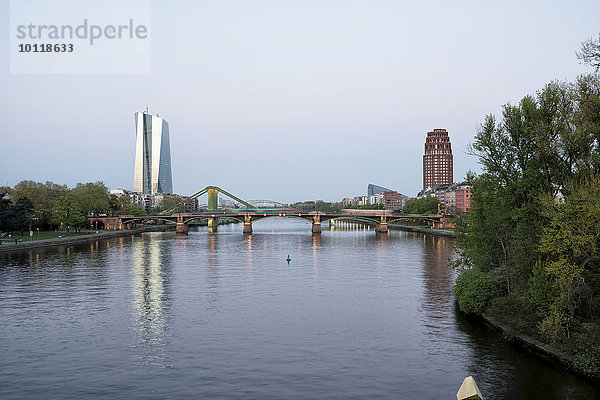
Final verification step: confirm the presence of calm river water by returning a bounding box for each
[1,219,598,399]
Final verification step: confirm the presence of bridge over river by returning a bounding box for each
[91,186,452,234]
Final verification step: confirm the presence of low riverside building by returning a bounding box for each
[382,191,403,211]
[416,182,472,214]
[447,182,472,213]
[368,194,383,205]
[341,185,407,211]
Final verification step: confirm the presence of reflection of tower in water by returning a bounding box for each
[131,234,171,367]
[207,234,220,303]
[244,233,253,274]
[420,235,456,328]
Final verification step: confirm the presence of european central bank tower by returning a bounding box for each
[133,112,173,195]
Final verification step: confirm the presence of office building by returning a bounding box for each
[423,128,453,189]
[367,183,392,196]
[133,111,173,195]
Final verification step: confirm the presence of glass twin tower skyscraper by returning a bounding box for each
[133,112,173,195]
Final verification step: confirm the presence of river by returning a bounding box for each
[0,219,598,399]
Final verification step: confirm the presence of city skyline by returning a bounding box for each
[1,1,599,203]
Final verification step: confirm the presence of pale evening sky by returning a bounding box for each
[1,0,598,203]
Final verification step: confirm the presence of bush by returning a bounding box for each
[454,268,496,314]
[487,295,537,334]
[572,332,600,377]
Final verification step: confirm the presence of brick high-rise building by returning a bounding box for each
[423,128,453,189]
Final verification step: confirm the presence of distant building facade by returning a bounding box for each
[414,181,471,214]
[367,183,392,196]
[133,111,173,195]
[382,191,403,211]
[423,128,453,190]
[368,194,384,205]
[341,186,407,210]
[447,182,472,213]
[182,196,200,212]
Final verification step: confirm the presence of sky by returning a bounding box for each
[1,0,599,203]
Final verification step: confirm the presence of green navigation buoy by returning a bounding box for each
[286,255,291,264]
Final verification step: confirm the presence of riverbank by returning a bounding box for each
[389,224,456,237]
[0,225,174,253]
[465,310,600,385]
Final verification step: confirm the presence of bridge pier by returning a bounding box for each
[176,214,189,234]
[208,217,218,232]
[176,222,189,234]
[312,222,321,234]
[243,215,253,234]
[375,223,388,233]
[312,214,321,234]
[375,216,388,233]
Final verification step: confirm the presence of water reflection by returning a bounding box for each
[420,234,455,321]
[207,234,220,304]
[244,233,253,275]
[312,233,320,276]
[131,233,171,367]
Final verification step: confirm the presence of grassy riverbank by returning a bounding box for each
[0,225,174,253]
[389,224,456,238]
[1,229,103,244]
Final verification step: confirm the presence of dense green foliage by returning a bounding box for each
[403,196,440,214]
[454,269,498,313]
[0,180,118,233]
[0,195,34,235]
[125,203,146,216]
[156,194,186,213]
[453,68,600,377]
[291,201,343,212]
[344,204,384,210]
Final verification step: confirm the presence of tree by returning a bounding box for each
[453,62,600,376]
[109,194,132,215]
[125,204,146,216]
[53,192,87,233]
[403,196,439,214]
[12,197,34,236]
[291,201,343,212]
[457,75,600,298]
[0,194,34,235]
[0,192,12,232]
[12,180,68,229]
[156,195,185,213]
[73,182,111,216]
[538,174,600,339]
[577,33,600,72]
[344,203,384,210]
